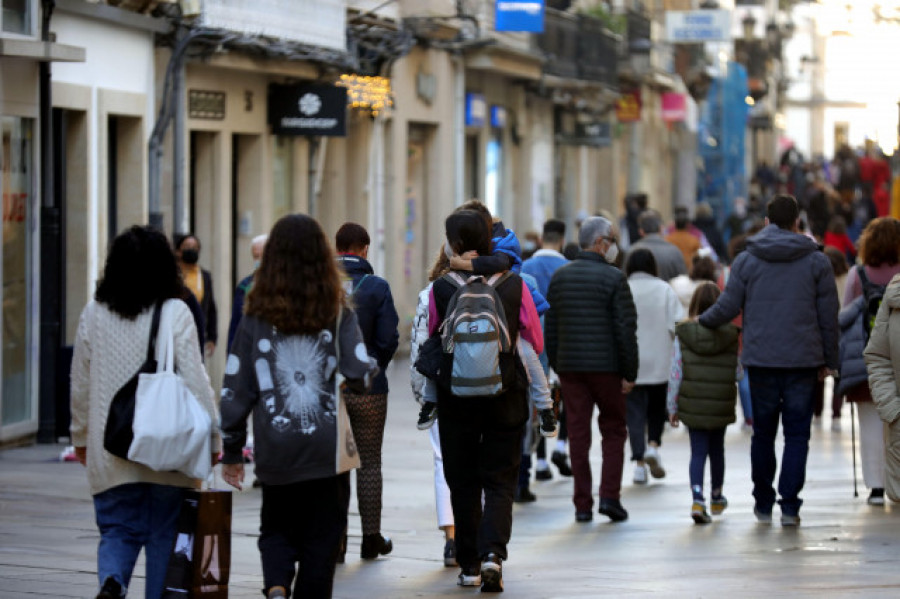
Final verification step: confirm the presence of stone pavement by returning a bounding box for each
[2,360,900,598]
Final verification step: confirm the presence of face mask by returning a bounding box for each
[181,249,199,265]
[523,241,537,253]
[604,242,619,264]
[253,260,260,270]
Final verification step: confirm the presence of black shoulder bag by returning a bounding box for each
[103,301,163,460]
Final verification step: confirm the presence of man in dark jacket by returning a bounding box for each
[545,216,638,523]
[626,210,688,282]
[335,223,400,559]
[699,195,839,526]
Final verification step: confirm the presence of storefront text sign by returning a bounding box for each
[466,93,486,127]
[616,91,642,123]
[268,84,347,136]
[495,1,544,33]
[661,93,687,122]
[189,90,226,120]
[666,10,732,42]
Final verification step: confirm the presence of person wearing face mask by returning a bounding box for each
[545,216,638,523]
[175,234,218,360]
[227,234,268,353]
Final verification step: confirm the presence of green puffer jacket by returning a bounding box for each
[545,251,638,380]
[676,321,740,430]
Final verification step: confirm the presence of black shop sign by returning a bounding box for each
[268,84,347,137]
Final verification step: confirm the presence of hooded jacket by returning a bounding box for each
[337,254,400,395]
[863,275,900,501]
[837,296,869,396]
[699,224,839,370]
[675,321,740,430]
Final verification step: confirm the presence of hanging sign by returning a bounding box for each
[268,84,347,136]
[661,92,687,122]
[495,1,545,33]
[616,90,642,123]
[666,10,732,43]
[466,93,487,127]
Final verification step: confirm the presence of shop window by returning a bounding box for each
[1,117,34,426]
[2,0,35,36]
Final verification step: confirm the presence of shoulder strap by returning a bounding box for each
[856,264,870,288]
[146,300,163,364]
[487,271,513,288]
[442,272,467,288]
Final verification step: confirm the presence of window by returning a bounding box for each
[2,0,34,36]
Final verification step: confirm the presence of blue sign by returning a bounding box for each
[495,1,544,33]
[491,105,507,128]
[465,93,486,127]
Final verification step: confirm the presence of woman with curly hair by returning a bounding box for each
[839,217,900,505]
[220,214,377,599]
[70,226,218,599]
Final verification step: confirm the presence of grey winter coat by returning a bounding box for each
[545,251,639,380]
[699,224,839,370]
[837,296,868,396]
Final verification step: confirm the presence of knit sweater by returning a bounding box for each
[70,299,219,496]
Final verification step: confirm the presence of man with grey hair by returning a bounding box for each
[227,234,268,352]
[545,216,639,523]
[626,210,687,282]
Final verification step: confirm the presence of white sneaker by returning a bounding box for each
[644,446,666,479]
[633,463,648,485]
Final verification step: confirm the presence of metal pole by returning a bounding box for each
[172,26,187,234]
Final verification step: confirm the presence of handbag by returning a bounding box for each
[334,307,361,474]
[162,489,231,598]
[128,301,213,479]
[103,301,163,460]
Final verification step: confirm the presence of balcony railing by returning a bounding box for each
[534,9,619,86]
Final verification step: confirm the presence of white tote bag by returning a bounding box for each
[128,302,212,479]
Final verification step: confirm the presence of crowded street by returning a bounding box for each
[1,361,899,598]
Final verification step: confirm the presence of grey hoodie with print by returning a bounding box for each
[699,224,839,370]
[220,308,377,485]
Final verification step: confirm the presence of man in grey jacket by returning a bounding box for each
[546,216,638,523]
[626,210,688,282]
[699,195,839,526]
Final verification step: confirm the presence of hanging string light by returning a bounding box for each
[337,74,393,116]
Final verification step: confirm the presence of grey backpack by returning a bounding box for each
[440,272,513,397]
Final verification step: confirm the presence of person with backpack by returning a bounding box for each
[335,222,400,559]
[422,209,543,592]
[840,217,900,505]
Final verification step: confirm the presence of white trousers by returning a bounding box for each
[856,401,886,489]
[430,420,454,528]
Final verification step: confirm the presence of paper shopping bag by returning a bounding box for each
[162,489,231,598]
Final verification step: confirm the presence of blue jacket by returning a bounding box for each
[837,296,868,396]
[337,255,400,394]
[521,272,549,316]
[227,273,254,353]
[522,249,568,298]
[699,224,839,370]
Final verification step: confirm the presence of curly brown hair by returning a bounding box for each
[246,214,344,334]
[858,217,900,267]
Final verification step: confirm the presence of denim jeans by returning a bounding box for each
[738,373,753,424]
[748,367,817,516]
[93,483,185,599]
[626,383,667,461]
[687,427,726,495]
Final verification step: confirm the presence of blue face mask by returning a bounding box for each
[253,260,260,270]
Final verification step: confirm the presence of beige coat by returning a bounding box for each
[862,274,900,501]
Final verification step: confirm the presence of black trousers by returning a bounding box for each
[258,473,350,599]
[439,410,523,569]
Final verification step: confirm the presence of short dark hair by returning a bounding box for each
[173,232,200,251]
[823,246,849,276]
[95,226,185,319]
[767,195,800,229]
[335,222,370,253]
[690,255,717,282]
[563,242,580,260]
[674,206,690,230]
[446,210,491,256]
[542,219,566,244]
[625,248,658,277]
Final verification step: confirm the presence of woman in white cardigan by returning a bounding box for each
[70,226,218,599]
[625,248,685,484]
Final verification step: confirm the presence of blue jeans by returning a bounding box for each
[738,373,753,424]
[93,483,185,599]
[687,427,726,496]
[748,367,817,516]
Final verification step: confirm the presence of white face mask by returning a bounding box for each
[604,242,619,264]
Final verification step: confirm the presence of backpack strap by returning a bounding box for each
[442,271,467,288]
[146,300,164,364]
[487,271,513,288]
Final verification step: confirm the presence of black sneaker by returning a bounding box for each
[416,402,438,430]
[443,538,458,567]
[458,565,482,586]
[551,450,573,476]
[360,533,393,559]
[539,409,559,438]
[868,488,885,506]
[598,498,629,522]
[514,486,537,503]
[481,553,503,593]
[96,577,124,599]
[575,511,593,523]
[535,467,552,481]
